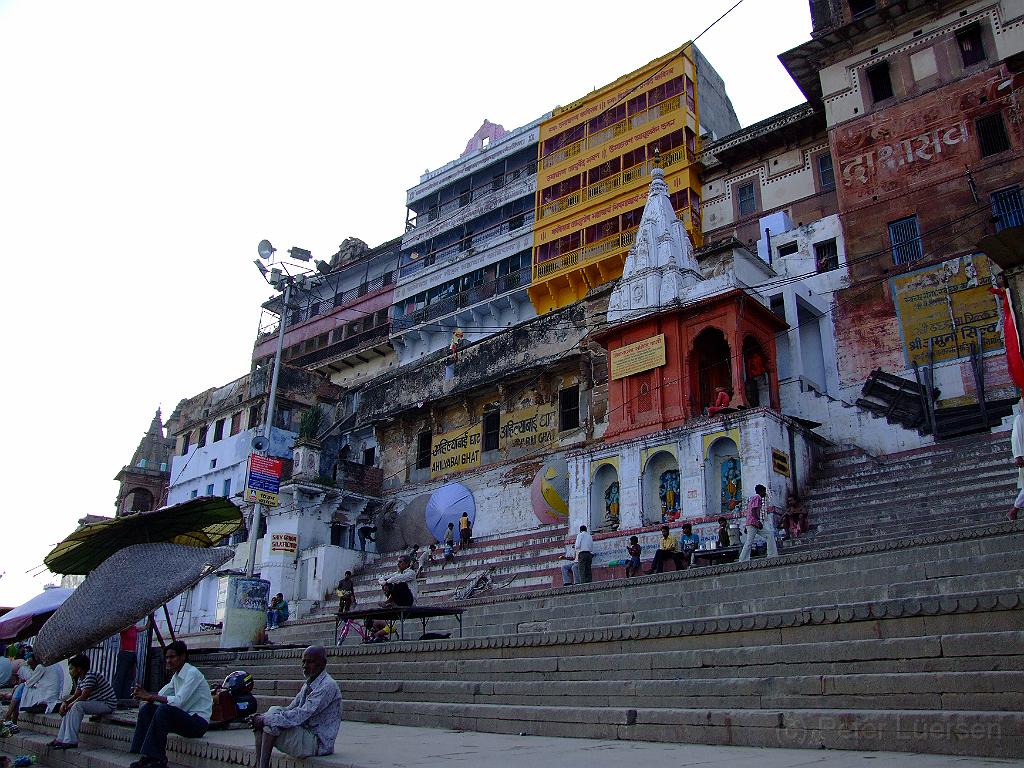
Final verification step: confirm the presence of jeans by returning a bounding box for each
[650,549,686,573]
[130,702,208,759]
[56,699,114,744]
[577,551,593,583]
[266,610,280,627]
[560,561,580,585]
[113,650,137,699]
[739,524,779,561]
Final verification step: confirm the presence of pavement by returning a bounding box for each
[140,720,1024,768]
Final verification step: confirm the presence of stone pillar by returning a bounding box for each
[292,441,321,482]
[218,576,270,649]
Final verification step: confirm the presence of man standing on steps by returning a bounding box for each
[129,641,212,768]
[251,646,341,768]
[1009,405,1024,521]
[574,525,594,583]
[459,511,473,549]
[739,484,778,562]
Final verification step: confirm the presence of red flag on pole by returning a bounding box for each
[990,286,1024,390]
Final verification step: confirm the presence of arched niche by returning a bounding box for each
[743,335,770,408]
[590,463,620,531]
[642,450,680,525]
[705,437,742,519]
[690,327,732,414]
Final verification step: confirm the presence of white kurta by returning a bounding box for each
[1013,413,1024,489]
[19,663,64,712]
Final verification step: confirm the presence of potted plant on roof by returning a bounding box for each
[292,405,326,482]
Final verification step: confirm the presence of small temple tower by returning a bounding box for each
[114,409,174,516]
[567,160,811,536]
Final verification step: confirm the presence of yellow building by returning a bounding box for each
[528,47,703,315]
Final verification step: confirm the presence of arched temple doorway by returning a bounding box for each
[591,463,620,531]
[705,437,742,518]
[743,336,770,408]
[691,327,732,414]
[642,450,681,525]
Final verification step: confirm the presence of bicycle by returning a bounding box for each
[451,567,517,601]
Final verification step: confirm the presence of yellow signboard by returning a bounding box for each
[771,449,791,478]
[245,488,279,507]
[610,334,667,380]
[891,254,1002,367]
[430,423,483,479]
[500,403,558,452]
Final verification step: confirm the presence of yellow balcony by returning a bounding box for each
[534,227,638,282]
[541,135,585,170]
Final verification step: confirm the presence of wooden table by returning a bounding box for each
[690,545,742,567]
[334,605,464,642]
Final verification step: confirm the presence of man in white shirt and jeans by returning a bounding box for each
[129,641,213,768]
[574,525,594,584]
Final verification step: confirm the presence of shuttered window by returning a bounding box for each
[976,113,1010,157]
[889,216,923,266]
[993,187,1024,232]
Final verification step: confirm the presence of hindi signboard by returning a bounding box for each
[500,403,559,452]
[246,454,283,507]
[430,423,483,479]
[891,254,1002,367]
[610,334,666,380]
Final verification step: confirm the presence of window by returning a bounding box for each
[976,112,1010,157]
[180,431,191,456]
[230,412,242,436]
[866,62,894,102]
[205,483,215,496]
[210,458,217,469]
[777,242,799,258]
[956,24,986,67]
[362,446,375,466]
[276,408,292,431]
[992,187,1024,232]
[330,523,346,547]
[817,153,835,192]
[416,431,432,470]
[190,489,199,499]
[483,408,500,452]
[197,426,208,448]
[248,404,261,430]
[222,478,231,497]
[559,386,581,432]
[814,239,839,272]
[213,418,225,442]
[889,216,923,265]
[849,0,875,18]
[737,182,757,217]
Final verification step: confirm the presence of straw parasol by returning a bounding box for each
[44,497,243,576]
[33,543,233,665]
[0,587,74,642]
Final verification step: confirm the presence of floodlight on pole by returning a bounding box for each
[254,260,269,277]
[257,240,276,260]
[315,259,332,275]
[288,247,312,262]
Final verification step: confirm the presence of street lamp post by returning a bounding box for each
[245,276,291,577]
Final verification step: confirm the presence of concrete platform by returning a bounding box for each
[5,717,1024,768]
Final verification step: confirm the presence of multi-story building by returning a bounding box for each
[165,365,332,506]
[781,0,1024,435]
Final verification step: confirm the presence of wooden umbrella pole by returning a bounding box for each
[149,613,167,651]
[162,604,177,643]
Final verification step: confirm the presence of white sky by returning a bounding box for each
[0,0,810,606]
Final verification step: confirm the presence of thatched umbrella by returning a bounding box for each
[44,497,242,576]
[33,543,233,665]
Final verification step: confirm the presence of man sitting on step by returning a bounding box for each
[251,645,341,768]
[129,641,212,768]
[378,554,417,607]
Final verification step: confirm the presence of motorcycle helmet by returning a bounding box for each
[223,670,254,695]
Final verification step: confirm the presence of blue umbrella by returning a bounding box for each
[424,483,475,542]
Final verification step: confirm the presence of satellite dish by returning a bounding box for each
[257,240,276,260]
[251,435,270,452]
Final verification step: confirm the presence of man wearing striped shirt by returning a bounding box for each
[50,653,117,749]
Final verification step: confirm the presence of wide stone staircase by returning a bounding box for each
[5,429,1024,764]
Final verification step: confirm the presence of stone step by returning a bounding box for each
[785,507,1006,546]
[9,702,1023,761]
[817,431,1009,469]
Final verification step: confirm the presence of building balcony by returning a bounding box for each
[392,268,531,335]
[541,95,686,171]
[405,165,536,244]
[399,214,536,280]
[288,322,392,375]
[337,460,383,497]
[529,206,701,315]
[255,271,395,347]
[538,147,693,222]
